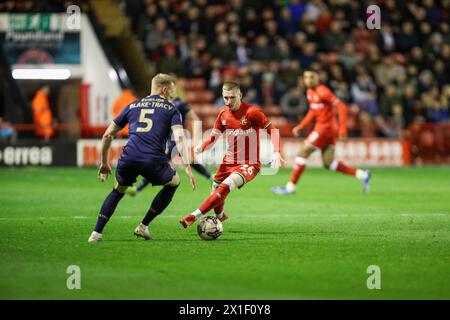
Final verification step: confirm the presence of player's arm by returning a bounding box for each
[195,112,225,154]
[185,109,201,148]
[292,109,315,137]
[98,121,122,181]
[172,124,196,190]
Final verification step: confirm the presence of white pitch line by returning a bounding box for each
[0,213,448,221]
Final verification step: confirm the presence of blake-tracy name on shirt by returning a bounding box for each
[129,97,174,110]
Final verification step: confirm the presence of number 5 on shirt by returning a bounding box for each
[137,109,155,132]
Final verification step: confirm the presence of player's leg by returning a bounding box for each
[180,172,244,228]
[134,164,179,239]
[191,163,212,181]
[322,145,372,192]
[211,180,228,222]
[88,180,129,242]
[272,141,316,195]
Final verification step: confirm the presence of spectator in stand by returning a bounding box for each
[179,6,204,36]
[409,47,428,71]
[144,17,175,61]
[322,20,348,52]
[240,74,258,105]
[288,0,307,24]
[299,42,318,70]
[351,73,380,117]
[338,41,361,73]
[421,86,449,123]
[208,33,235,63]
[396,21,420,53]
[235,36,251,66]
[183,48,207,78]
[433,59,448,88]
[402,84,424,127]
[279,83,308,123]
[417,70,436,95]
[423,32,444,59]
[278,6,297,36]
[281,59,302,89]
[374,56,403,87]
[252,35,274,62]
[159,44,183,75]
[377,23,396,54]
[240,8,261,39]
[380,85,402,119]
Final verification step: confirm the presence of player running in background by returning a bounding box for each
[272,70,371,196]
[127,96,212,196]
[88,73,196,242]
[179,81,284,228]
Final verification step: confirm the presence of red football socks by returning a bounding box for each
[336,161,357,176]
[290,164,306,184]
[199,184,230,214]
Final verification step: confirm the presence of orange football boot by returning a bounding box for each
[179,214,196,228]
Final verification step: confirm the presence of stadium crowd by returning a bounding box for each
[2,0,449,138]
[122,0,449,137]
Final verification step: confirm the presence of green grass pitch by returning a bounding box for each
[0,166,449,299]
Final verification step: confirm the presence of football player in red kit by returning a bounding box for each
[272,70,371,195]
[180,81,284,228]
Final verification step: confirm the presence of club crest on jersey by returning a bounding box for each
[222,120,226,126]
[240,117,248,126]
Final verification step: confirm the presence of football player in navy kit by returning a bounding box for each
[88,73,196,242]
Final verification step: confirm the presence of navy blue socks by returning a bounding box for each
[94,189,125,233]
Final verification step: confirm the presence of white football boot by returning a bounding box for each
[134,223,153,240]
[88,231,102,242]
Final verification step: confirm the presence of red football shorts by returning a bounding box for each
[306,127,337,149]
[213,163,260,185]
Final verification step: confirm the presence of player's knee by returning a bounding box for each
[113,178,128,193]
[167,172,180,187]
[223,174,244,190]
[299,145,313,158]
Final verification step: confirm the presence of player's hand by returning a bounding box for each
[185,166,197,190]
[98,163,111,182]
[292,126,302,137]
[270,152,286,169]
[194,145,203,154]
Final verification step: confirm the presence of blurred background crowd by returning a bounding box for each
[1,0,449,139]
[121,0,450,138]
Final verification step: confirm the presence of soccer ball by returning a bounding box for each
[197,216,223,240]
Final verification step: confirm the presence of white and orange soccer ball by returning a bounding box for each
[197,216,223,240]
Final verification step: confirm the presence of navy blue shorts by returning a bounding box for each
[115,158,176,187]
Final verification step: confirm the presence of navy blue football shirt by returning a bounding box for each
[114,95,182,163]
[171,97,191,125]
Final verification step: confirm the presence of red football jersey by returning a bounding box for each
[305,83,341,131]
[300,83,346,132]
[205,102,271,166]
